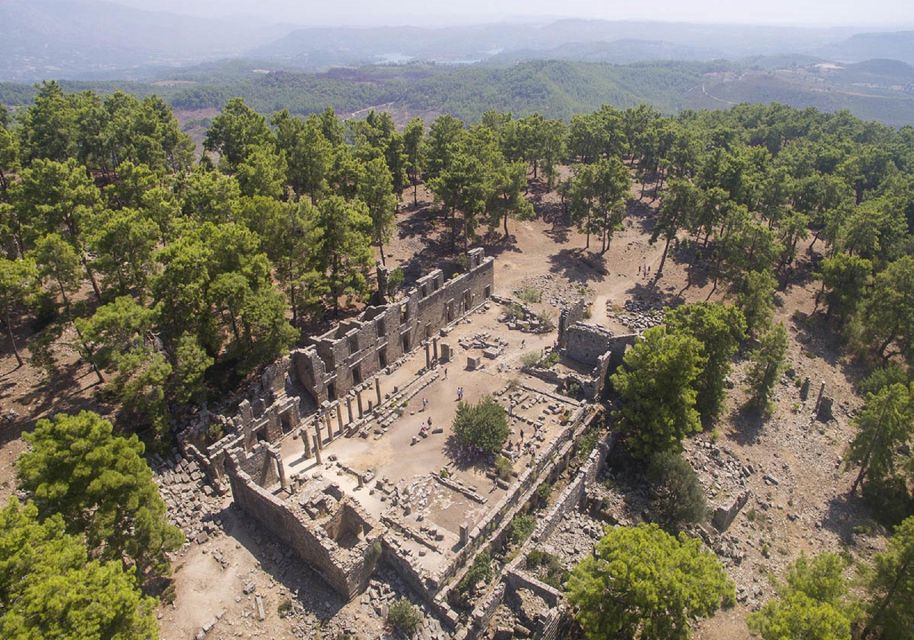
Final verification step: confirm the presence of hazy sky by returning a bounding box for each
[111,0,914,28]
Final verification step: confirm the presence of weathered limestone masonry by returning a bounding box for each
[177,249,495,486]
[226,445,383,600]
[294,248,494,404]
[562,322,636,372]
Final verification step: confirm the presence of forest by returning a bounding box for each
[2,81,914,638]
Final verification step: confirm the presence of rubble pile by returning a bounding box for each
[607,298,665,332]
[152,453,222,545]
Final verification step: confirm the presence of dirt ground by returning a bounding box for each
[0,176,886,639]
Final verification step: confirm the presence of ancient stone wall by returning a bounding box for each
[226,457,381,600]
[294,248,494,404]
[557,299,587,349]
[562,322,637,370]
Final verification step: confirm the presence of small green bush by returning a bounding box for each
[517,288,542,304]
[509,514,536,545]
[495,455,513,481]
[387,598,422,637]
[521,351,542,367]
[277,598,293,618]
[458,551,493,594]
[526,549,569,589]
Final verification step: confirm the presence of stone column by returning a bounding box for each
[357,474,364,489]
[356,388,364,418]
[301,427,311,458]
[336,403,344,434]
[375,377,382,406]
[815,381,826,412]
[272,449,288,491]
[324,412,334,442]
[424,341,431,368]
[432,337,439,361]
[346,395,354,423]
[314,420,323,450]
[459,522,469,547]
[313,435,322,465]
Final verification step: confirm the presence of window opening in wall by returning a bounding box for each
[376,318,386,337]
[255,429,268,443]
[351,364,362,385]
[463,290,472,312]
[348,334,359,355]
[402,333,411,352]
[328,381,336,401]
[379,347,388,368]
[400,303,410,324]
[484,285,491,298]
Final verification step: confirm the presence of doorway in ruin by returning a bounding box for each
[378,346,388,368]
[351,364,362,385]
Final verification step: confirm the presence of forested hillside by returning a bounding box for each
[3,82,914,637]
[3,58,914,126]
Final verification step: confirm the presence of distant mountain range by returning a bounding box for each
[0,0,290,81]
[1,1,913,127]
[4,1,914,82]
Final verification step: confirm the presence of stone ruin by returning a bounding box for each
[177,248,495,489]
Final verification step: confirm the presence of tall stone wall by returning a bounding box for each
[557,299,587,349]
[562,322,637,371]
[295,248,494,404]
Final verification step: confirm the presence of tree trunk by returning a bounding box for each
[503,211,510,238]
[860,557,912,640]
[67,307,104,385]
[5,310,23,368]
[413,182,418,207]
[657,235,672,276]
[378,242,386,265]
[81,253,103,303]
[849,399,892,495]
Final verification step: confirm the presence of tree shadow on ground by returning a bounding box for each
[624,282,686,310]
[0,357,104,448]
[628,198,658,236]
[790,311,868,380]
[819,492,877,546]
[443,434,495,475]
[725,405,768,447]
[669,241,713,294]
[548,248,608,285]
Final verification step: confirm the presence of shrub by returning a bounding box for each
[387,598,422,637]
[509,514,536,545]
[645,450,707,531]
[521,351,542,367]
[458,551,493,594]
[453,396,509,455]
[534,481,552,509]
[505,302,524,319]
[527,549,569,589]
[387,267,405,296]
[495,455,513,480]
[517,287,542,304]
[535,311,555,331]
[277,598,293,618]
